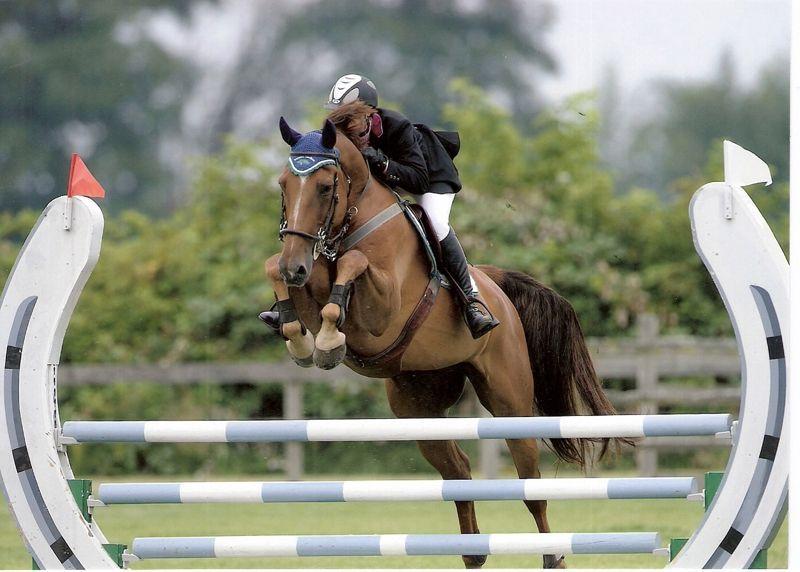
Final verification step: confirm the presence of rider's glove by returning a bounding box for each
[362,147,390,175]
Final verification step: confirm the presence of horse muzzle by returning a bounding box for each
[279,256,312,287]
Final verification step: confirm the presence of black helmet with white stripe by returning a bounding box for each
[325,74,378,109]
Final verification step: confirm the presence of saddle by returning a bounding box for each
[404,205,462,295]
[406,203,445,277]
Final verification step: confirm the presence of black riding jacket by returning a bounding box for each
[371,108,462,194]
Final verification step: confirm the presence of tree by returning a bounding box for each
[621,52,789,193]
[0,2,193,214]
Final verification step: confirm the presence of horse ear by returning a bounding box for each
[279,116,302,146]
[321,119,337,149]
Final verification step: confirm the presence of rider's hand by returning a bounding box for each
[362,147,389,175]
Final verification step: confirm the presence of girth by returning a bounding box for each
[344,274,440,376]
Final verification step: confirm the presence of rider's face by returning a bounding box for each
[349,114,371,149]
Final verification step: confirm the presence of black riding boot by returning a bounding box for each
[258,304,281,334]
[439,228,500,339]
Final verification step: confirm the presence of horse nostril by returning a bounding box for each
[278,257,310,287]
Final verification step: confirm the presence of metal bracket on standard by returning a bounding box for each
[686,491,705,503]
[57,433,79,446]
[87,497,106,509]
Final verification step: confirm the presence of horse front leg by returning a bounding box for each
[313,250,370,369]
[265,254,315,367]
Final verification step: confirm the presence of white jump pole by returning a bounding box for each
[96,476,698,505]
[129,532,662,561]
[60,413,732,444]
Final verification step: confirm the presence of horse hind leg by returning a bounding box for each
[265,254,314,367]
[507,439,564,569]
[385,371,487,569]
[467,356,566,569]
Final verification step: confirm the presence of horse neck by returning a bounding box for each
[335,136,396,222]
[333,134,417,263]
[341,175,396,235]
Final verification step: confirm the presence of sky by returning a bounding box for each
[540,0,791,100]
[156,0,792,115]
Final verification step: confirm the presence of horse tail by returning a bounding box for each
[479,265,631,467]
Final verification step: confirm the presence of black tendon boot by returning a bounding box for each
[439,229,500,339]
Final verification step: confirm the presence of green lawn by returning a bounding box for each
[0,472,788,569]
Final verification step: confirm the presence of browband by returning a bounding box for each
[288,151,340,176]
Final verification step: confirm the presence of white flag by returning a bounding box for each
[723,140,772,187]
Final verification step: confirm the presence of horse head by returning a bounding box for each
[277,116,369,287]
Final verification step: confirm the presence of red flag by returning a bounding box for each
[66,154,106,198]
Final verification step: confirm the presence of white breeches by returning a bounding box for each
[415,192,455,241]
[405,189,478,293]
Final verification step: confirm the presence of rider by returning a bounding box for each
[324,74,499,339]
[261,74,499,339]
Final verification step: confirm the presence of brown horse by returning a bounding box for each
[264,115,625,569]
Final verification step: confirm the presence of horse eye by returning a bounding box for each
[320,184,333,195]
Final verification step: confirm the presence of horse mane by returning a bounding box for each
[326,101,374,150]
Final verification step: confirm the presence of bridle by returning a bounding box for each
[279,151,370,262]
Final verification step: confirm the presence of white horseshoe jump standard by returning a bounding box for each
[666,142,789,569]
[0,142,788,568]
[0,197,117,569]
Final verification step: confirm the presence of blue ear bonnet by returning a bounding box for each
[288,131,340,176]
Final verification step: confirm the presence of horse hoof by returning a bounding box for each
[290,353,314,368]
[313,344,346,370]
[543,554,566,569]
[463,554,487,569]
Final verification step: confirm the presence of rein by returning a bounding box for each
[279,151,370,262]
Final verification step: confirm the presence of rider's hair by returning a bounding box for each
[326,101,375,150]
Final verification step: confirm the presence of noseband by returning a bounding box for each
[279,151,368,262]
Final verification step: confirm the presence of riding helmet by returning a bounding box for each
[325,74,378,109]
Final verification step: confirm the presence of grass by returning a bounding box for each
[0,471,788,569]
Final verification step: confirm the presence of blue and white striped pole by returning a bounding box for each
[61,414,731,444]
[130,532,661,560]
[97,477,697,504]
